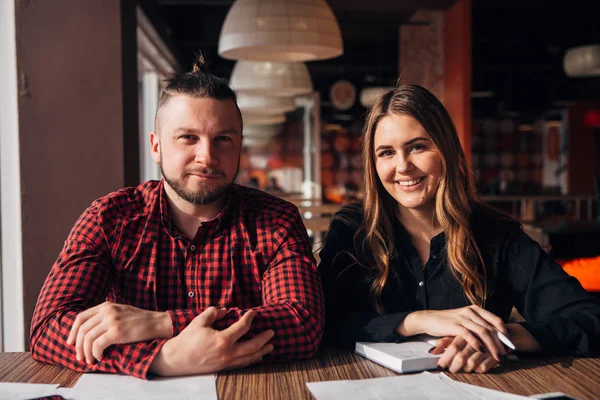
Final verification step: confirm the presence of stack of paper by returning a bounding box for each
[307,372,529,400]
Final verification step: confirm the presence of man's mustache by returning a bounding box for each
[184,168,226,178]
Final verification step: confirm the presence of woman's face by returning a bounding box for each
[373,113,442,214]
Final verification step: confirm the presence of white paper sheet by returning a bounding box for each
[307,372,529,400]
[65,373,218,400]
[437,373,528,400]
[0,382,61,400]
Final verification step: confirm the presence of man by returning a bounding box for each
[30,59,324,378]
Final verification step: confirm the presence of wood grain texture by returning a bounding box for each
[447,356,600,399]
[217,349,397,399]
[1,351,599,399]
[0,353,81,387]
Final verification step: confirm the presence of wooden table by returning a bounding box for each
[1,350,599,399]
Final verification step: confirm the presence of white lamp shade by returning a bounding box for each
[243,124,281,148]
[237,94,296,114]
[359,86,393,108]
[218,0,343,62]
[231,61,313,97]
[243,111,286,125]
[245,124,280,136]
[564,44,600,77]
[243,136,272,147]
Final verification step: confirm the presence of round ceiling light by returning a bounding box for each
[564,44,600,77]
[359,86,393,108]
[231,61,313,97]
[243,112,286,126]
[218,0,343,62]
[237,94,296,114]
[243,123,281,148]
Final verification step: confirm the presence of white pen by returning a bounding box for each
[497,330,516,350]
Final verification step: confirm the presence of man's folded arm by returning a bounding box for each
[167,214,324,359]
[167,243,324,359]
[30,207,167,379]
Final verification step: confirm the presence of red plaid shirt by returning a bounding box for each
[30,180,324,378]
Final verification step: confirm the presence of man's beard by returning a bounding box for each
[161,164,236,206]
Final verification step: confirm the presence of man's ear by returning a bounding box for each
[150,131,161,164]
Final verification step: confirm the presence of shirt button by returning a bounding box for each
[216,224,221,231]
[189,245,196,251]
[431,254,437,259]
[188,291,195,298]
[418,281,424,287]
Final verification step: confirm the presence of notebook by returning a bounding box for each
[355,335,440,374]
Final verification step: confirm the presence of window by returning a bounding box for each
[136,8,179,183]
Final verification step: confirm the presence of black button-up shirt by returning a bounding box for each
[319,204,600,356]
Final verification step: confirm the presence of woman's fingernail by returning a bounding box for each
[479,346,486,353]
[428,346,437,353]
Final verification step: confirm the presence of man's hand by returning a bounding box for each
[432,336,499,373]
[396,305,507,361]
[150,307,274,377]
[67,302,172,364]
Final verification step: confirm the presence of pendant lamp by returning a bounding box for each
[243,112,286,126]
[237,94,296,115]
[243,124,281,148]
[218,0,343,62]
[359,86,393,108]
[564,44,600,77]
[231,61,313,97]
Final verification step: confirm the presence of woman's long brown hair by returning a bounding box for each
[351,85,491,313]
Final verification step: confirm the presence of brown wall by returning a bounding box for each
[16,0,130,346]
[443,0,472,166]
[399,10,445,102]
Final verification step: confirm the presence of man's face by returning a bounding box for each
[150,95,243,206]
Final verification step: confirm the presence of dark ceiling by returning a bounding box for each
[141,0,600,117]
[472,0,600,117]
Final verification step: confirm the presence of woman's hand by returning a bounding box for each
[396,305,508,361]
[432,336,499,373]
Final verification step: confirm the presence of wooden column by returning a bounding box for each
[443,0,472,166]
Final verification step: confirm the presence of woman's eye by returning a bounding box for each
[377,150,394,157]
[410,144,426,152]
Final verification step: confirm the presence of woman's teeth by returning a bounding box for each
[397,177,424,187]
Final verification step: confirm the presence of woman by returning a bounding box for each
[318,85,600,373]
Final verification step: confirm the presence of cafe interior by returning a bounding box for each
[135,0,600,290]
[1,0,599,377]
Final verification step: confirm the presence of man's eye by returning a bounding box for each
[215,136,232,142]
